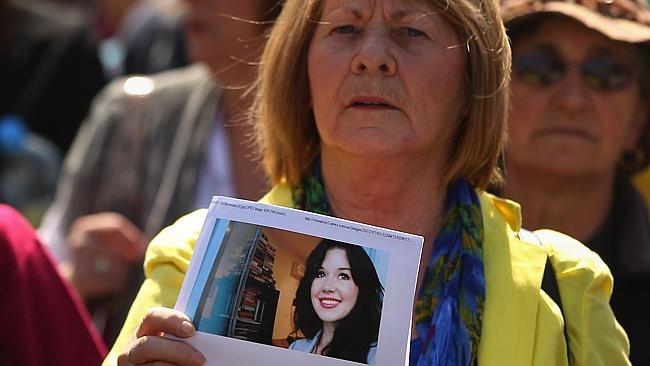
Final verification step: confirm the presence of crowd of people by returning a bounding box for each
[0,0,648,364]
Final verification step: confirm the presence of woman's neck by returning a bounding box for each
[501,166,616,242]
[321,149,447,243]
[317,322,337,354]
[320,149,447,305]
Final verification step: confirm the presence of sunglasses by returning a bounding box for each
[513,46,634,92]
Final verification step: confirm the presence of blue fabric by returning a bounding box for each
[411,179,485,366]
[410,338,424,365]
[292,161,485,366]
[290,331,378,365]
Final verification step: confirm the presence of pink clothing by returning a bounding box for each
[0,205,106,365]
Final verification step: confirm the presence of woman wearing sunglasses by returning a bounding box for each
[105,0,630,365]
[499,0,650,363]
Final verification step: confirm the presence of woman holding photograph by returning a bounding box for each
[289,239,382,364]
[108,0,630,365]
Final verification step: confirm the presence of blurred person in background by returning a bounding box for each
[0,0,105,154]
[39,0,280,347]
[0,0,105,224]
[0,204,106,365]
[89,0,189,78]
[0,115,61,225]
[120,0,189,76]
[43,0,189,78]
[499,0,650,363]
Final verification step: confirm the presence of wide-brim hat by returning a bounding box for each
[500,0,650,172]
[500,0,650,43]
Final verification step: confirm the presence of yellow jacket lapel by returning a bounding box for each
[478,192,547,366]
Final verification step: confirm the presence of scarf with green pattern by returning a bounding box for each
[292,161,485,366]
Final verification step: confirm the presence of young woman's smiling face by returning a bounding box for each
[310,247,360,324]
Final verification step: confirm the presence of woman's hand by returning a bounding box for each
[64,212,146,299]
[118,307,206,366]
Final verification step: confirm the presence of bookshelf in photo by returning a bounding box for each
[192,224,279,345]
[231,228,279,345]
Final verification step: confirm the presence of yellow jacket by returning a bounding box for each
[104,186,630,366]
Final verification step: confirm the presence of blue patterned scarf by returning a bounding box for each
[292,161,485,366]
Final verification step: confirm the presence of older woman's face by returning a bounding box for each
[507,17,647,177]
[307,0,467,160]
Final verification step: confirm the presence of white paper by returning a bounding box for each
[174,196,423,366]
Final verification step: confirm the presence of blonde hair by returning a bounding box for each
[253,0,511,189]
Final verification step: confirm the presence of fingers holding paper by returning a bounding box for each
[118,307,206,366]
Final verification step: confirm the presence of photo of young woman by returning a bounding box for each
[289,239,384,364]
